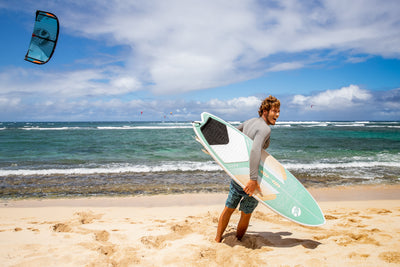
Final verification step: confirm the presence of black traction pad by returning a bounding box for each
[200,118,229,145]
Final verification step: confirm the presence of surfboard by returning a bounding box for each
[192,112,325,226]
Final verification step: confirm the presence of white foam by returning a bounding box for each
[333,124,365,127]
[276,121,330,127]
[273,124,292,128]
[277,121,324,125]
[275,121,400,128]
[22,127,92,131]
[284,160,400,171]
[119,126,192,130]
[19,125,192,131]
[0,161,221,176]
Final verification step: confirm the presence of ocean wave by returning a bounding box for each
[276,121,325,126]
[276,121,360,127]
[3,158,399,178]
[276,121,400,128]
[333,124,365,127]
[21,127,94,131]
[0,161,221,176]
[284,160,400,170]
[18,125,193,131]
[98,126,193,130]
[277,121,323,124]
[272,124,292,128]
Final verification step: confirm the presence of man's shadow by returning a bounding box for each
[221,231,321,250]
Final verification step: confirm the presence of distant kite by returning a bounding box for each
[25,10,59,64]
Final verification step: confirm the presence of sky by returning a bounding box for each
[0,0,399,122]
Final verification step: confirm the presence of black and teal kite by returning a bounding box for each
[25,10,59,64]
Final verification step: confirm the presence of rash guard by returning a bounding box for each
[237,117,271,181]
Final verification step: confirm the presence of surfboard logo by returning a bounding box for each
[292,206,301,217]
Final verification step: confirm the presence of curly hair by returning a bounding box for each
[258,95,280,117]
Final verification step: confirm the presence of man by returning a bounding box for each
[215,95,280,243]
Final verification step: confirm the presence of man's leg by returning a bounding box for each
[236,211,252,240]
[215,206,235,242]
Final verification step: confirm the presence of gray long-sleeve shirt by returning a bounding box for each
[237,117,271,181]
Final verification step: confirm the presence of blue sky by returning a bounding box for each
[0,0,399,121]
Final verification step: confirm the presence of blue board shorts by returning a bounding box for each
[225,180,258,214]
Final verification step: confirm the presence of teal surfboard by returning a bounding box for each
[193,112,325,226]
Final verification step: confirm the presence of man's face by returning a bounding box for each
[266,107,280,125]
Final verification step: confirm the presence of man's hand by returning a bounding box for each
[244,180,261,197]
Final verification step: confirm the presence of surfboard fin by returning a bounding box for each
[193,136,211,155]
[193,136,202,143]
[201,149,210,155]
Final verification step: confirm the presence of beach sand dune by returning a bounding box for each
[1,186,400,266]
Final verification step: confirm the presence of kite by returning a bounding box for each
[25,10,59,64]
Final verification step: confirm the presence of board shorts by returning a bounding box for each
[225,180,258,214]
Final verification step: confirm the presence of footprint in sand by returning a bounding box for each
[75,211,103,224]
[97,245,116,256]
[367,208,392,215]
[324,214,338,220]
[95,230,110,242]
[140,215,209,250]
[379,251,400,264]
[52,223,72,233]
[52,211,104,234]
[332,231,380,246]
[140,235,168,249]
[348,252,370,259]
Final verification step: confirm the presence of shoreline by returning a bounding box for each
[1,184,400,266]
[2,183,400,208]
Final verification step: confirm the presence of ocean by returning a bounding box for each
[1,120,399,199]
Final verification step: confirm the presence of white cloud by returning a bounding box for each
[53,0,400,94]
[110,76,141,92]
[267,62,304,72]
[285,86,400,121]
[205,96,261,116]
[0,97,20,110]
[0,67,141,98]
[291,85,372,110]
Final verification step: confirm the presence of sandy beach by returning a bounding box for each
[1,184,400,267]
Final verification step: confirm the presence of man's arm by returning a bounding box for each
[244,127,271,196]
